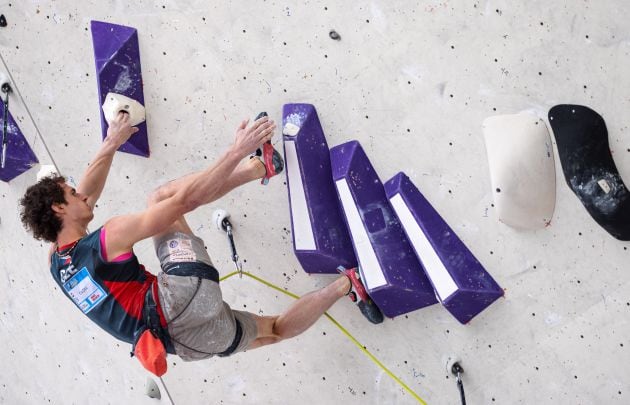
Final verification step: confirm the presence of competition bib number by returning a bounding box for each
[63,267,106,314]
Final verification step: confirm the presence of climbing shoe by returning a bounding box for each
[337,266,384,324]
[251,111,284,185]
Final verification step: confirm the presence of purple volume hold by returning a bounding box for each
[0,101,38,182]
[384,172,504,324]
[91,20,149,157]
[282,104,357,274]
[330,141,437,317]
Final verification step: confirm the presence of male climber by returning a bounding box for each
[19,111,382,366]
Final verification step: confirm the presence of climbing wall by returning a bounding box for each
[1,1,629,404]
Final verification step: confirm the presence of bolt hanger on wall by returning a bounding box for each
[446,355,467,405]
[213,209,243,278]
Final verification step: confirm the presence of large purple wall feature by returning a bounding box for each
[385,172,504,324]
[91,20,149,157]
[330,140,437,317]
[0,101,38,182]
[282,104,357,274]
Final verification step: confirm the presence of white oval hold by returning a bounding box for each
[102,92,146,127]
[482,111,556,229]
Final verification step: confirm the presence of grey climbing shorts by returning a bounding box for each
[153,232,258,361]
[154,231,214,269]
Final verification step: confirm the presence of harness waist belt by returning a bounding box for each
[163,262,220,283]
[151,263,241,357]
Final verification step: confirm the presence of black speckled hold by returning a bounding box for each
[329,30,341,40]
[0,15,7,27]
[548,104,630,240]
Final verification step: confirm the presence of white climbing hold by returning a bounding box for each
[482,111,556,229]
[102,92,146,127]
[0,71,9,88]
[145,377,161,399]
[36,164,59,181]
[444,354,462,375]
[212,209,230,231]
[282,122,300,136]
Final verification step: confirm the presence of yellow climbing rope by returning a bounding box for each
[220,270,428,405]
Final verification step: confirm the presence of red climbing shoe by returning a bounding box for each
[259,142,284,185]
[337,266,384,324]
[251,111,284,185]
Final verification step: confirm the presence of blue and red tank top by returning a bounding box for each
[49,227,167,345]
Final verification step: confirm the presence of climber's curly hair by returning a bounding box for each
[19,175,67,243]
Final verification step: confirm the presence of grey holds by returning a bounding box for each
[145,377,161,399]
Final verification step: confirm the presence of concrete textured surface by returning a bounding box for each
[1,1,629,404]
